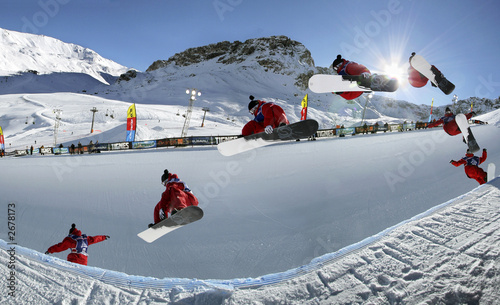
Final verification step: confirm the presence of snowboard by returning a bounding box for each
[455,113,480,153]
[308,74,398,93]
[409,53,455,95]
[137,206,203,243]
[217,119,319,156]
[487,163,495,182]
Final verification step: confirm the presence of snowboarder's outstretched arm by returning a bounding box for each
[450,159,466,167]
[465,111,476,120]
[479,149,487,164]
[87,235,109,245]
[46,237,74,254]
[427,118,443,128]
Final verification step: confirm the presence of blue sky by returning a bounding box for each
[2,0,500,107]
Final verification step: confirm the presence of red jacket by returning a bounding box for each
[427,112,474,136]
[154,173,199,224]
[335,59,371,100]
[407,65,428,88]
[47,229,107,266]
[451,150,487,184]
[242,101,289,136]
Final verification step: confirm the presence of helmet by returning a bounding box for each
[161,169,169,184]
[332,55,343,71]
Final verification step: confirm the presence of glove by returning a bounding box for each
[265,125,273,134]
[148,223,154,228]
[45,251,50,255]
[361,72,370,79]
[470,111,476,116]
[449,160,455,164]
[483,148,487,152]
[105,235,110,240]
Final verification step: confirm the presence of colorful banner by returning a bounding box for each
[300,94,308,121]
[0,126,5,151]
[428,98,434,122]
[126,104,137,142]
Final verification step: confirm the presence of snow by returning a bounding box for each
[0,28,129,84]
[1,27,500,304]
[1,93,499,303]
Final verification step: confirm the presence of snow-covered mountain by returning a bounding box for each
[1,31,499,129]
[2,29,500,305]
[0,28,129,84]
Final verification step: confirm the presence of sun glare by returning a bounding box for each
[383,64,406,83]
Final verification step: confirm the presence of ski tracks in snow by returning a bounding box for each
[1,180,500,304]
[226,180,500,304]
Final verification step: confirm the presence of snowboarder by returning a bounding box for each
[242,95,290,136]
[408,53,440,88]
[331,54,371,100]
[408,52,454,95]
[45,224,109,266]
[151,170,199,226]
[427,107,475,136]
[450,148,488,185]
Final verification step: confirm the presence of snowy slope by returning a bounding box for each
[0,112,499,303]
[0,28,129,84]
[2,178,499,304]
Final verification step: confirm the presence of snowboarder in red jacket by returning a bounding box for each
[450,148,488,185]
[152,170,199,225]
[427,107,475,136]
[45,224,109,266]
[331,54,371,100]
[407,52,446,89]
[242,95,290,136]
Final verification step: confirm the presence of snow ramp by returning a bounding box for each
[2,177,500,304]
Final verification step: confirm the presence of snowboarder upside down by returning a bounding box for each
[151,170,199,226]
[427,107,475,136]
[450,149,488,185]
[331,54,371,100]
[242,95,289,136]
[45,224,109,266]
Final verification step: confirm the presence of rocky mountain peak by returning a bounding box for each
[147,35,315,71]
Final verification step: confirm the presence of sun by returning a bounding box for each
[383,64,406,83]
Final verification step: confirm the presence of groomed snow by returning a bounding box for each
[0,100,499,303]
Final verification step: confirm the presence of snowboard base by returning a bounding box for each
[138,206,203,243]
[217,119,319,156]
[410,53,455,95]
[308,74,398,93]
[487,163,496,182]
[455,113,480,153]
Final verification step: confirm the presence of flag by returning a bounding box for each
[300,94,308,121]
[428,98,434,123]
[126,104,137,142]
[0,126,4,151]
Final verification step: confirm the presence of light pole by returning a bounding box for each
[360,92,373,126]
[90,107,98,133]
[181,89,201,137]
[53,109,62,146]
[201,107,210,127]
[452,94,458,111]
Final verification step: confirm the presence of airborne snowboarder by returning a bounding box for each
[331,54,371,100]
[450,149,488,185]
[150,169,199,227]
[242,95,290,136]
[45,224,109,266]
[427,107,475,136]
